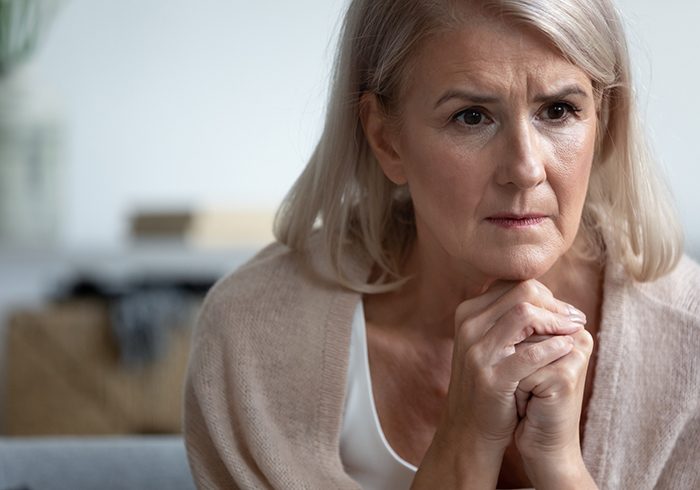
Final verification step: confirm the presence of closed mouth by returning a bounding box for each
[485,214,547,227]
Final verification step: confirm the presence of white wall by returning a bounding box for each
[615,0,700,254]
[30,0,700,255]
[33,0,346,247]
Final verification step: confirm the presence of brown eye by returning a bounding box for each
[455,108,488,126]
[546,103,570,120]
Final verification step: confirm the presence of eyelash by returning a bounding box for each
[451,101,582,128]
[452,106,493,127]
[537,102,582,123]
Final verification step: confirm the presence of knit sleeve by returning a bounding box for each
[184,353,241,489]
[182,244,362,490]
[183,305,251,490]
[183,280,277,490]
[653,408,700,489]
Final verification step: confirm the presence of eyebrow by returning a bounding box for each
[433,84,590,109]
[533,84,589,103]
[433,90,498,109]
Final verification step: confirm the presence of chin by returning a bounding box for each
[478,245,562,281]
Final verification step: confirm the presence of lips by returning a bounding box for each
[485,213,548,228]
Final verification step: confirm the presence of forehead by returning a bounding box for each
[404,15,591,98]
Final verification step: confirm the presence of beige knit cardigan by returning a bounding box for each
[184,239,700,489]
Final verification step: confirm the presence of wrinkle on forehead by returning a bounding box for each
[404,15,592,104]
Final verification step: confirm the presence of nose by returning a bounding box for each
[495,119,546,189]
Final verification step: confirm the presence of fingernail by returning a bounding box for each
[567,304,587,325]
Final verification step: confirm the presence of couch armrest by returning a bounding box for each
[0,436,195,490]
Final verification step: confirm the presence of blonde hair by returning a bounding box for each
[274,0,683,292]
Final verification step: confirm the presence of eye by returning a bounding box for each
[453,107,491,127]
[540,102,581,122]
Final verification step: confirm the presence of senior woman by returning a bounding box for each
[184,0,700,488]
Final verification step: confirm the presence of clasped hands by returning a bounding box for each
[414,279,597,490]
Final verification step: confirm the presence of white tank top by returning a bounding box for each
[339,301,533,490]
[339,301,417,489]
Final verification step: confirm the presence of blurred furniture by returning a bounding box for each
[0,242,260,489]
[4,299,196,435]
[0,244,255,435]
[0,436,195,490]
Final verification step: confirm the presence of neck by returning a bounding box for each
[363,234,603,340]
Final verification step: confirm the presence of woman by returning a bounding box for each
[184,0,700,488]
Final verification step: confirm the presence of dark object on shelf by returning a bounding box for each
[53,275,214,366]
[110,288,190,367]
[130,211,192,239]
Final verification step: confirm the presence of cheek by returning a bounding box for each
[398,132,493,253]
[401,135,489,222]
[548,124,596,227]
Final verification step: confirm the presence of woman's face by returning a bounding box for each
[375,17,598,281]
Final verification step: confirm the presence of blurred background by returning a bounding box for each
[0,0,697,487]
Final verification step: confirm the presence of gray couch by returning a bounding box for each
[0,436,195,490]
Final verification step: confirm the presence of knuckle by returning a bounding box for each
[561,367,579,392]
[464,345,484,370]
[562,364,579,380]
[454,317,469,337]
[525,280,541,297]
[520,325,535,341]
[522,344,544,364]
[513,301,535,319]
[456,320,480,347]
[570,347,590,365]
[454,302,471,326]
[517,280,540,299]
[578,329,595,352]
[549,311,565,331]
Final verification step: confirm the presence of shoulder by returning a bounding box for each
[630,254,700,323]
[613,255,700,404]
[591,257,700,487]
[188,234,369,382]
[184,239,363,489]
[602,255,700,390]
[203,240,315,316]
[193,239,350,349]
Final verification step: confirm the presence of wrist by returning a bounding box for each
[412,430,507,490]
[522,452,597,490]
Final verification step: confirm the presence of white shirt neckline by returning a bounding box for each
[339,300,417,489]
[339,300,534,490]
